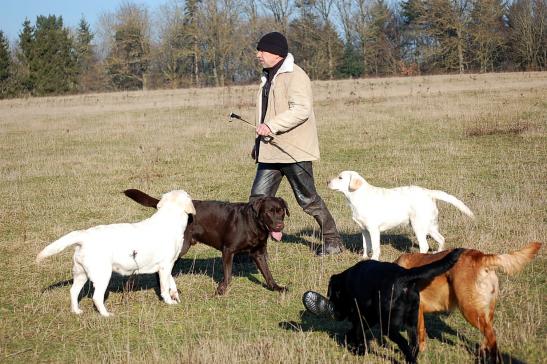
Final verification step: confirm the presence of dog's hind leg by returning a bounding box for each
[417,305,428,352]
[411,217,431,253]
[460,300,499,362]
[70,263,88,315]
[413,227,430,253]
[429,225,445,252]
[216,248,235,295]
[168,275,180,302]
[91,274,112,317]
[158,265,177,304]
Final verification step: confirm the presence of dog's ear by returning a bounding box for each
[348,174,364,192]
[157,195,167,209]
[183,198,196,216]
[279,197,290,217]
[251,197,264,215]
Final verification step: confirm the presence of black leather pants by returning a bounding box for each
[249,162,341,244]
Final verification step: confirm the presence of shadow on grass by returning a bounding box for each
[279,310,406,363]
[283,229,415,256]
[41,253,270,302]
[280,310,525,363]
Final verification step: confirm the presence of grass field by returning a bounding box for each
[0,72,545,363]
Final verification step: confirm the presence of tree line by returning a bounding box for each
[0,0,545,98]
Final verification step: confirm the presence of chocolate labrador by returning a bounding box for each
[124,189,289,295]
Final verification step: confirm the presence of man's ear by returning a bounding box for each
[348,174,364,192]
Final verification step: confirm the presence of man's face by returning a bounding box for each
[256,50,283,68]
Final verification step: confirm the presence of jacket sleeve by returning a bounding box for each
[265,70,312,134]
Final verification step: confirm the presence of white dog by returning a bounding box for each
[328,171,474,260]
[36,190,196,317]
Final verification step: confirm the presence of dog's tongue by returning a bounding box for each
[270,231,283,241]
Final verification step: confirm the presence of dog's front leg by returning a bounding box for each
[388,331,417,364]
[216,247,235,295]
[158,266,177,304]
[368,229,381,260]
[251,245,286,292]
[361,230,370,259]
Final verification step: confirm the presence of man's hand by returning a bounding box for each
[256,123,271,136]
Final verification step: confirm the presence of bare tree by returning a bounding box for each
[468,0,507,72]
[102,2,151,90]
[199,0,244,87]
[155,0,193,88]
[259,0,293,33]
[507,0,547,70]
[314,0,339,79]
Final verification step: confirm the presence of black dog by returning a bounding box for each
[124,189,289,295]
[327,249,464,363]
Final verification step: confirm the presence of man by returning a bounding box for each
[250,31,344,256]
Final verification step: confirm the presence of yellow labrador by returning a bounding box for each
[328,171,473,260]
[36,190,195,317]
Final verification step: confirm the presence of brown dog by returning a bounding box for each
[124,189,289,295]
[394,242,541,361]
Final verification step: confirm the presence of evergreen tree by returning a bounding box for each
[75,17,94,73]
[0,31,11,82]
[75,16,99,91]
[17,19,34,92]
[0,30,12,97]
[30,15,78,95]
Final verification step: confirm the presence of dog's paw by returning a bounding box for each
[170,289,180,303]
[215,283,228,296]
[272,284,288,293]
[72,308,83,315]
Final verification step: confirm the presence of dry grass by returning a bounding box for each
[0,72,545,363]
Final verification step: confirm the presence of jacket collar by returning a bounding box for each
[260,53,294,86]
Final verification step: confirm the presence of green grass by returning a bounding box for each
[0,72,545,363]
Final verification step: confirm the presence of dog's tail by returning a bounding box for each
[36,231,85,263]
[479,242,541,275]
[428,189,474,218]
[400,248,465,284]
[124,189,160,209]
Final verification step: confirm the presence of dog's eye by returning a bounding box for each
[338,176,343,179]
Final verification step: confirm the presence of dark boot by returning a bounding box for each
[305,199,344,256]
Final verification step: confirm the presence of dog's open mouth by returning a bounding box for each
[270,230,283,241]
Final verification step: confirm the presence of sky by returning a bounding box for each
[1,0,164,43]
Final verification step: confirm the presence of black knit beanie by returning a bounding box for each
[256,32,288,58]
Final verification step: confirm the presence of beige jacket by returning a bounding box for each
[255,53,320,163]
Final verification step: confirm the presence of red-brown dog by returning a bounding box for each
[395,242,541,361]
